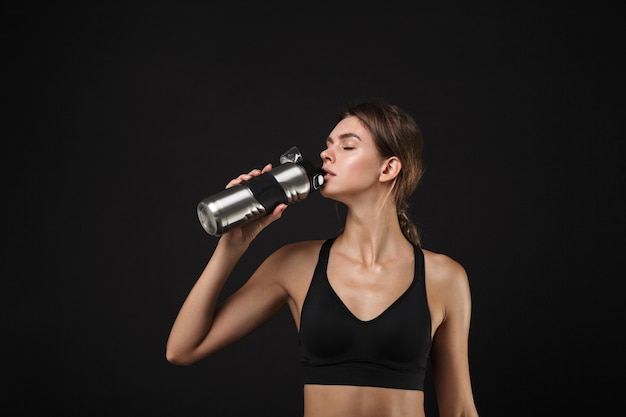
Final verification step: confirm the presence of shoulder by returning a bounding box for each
[422,248,472,311]
[258,239,326,281]
[422,249,468,285]
[269,239,326,263]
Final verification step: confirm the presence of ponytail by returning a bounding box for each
[398,207,421,247]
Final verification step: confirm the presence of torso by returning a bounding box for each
[279,237,446,417]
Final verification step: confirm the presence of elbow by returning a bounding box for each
[166,353,186,366]
[166,334,220,365]
[165,350,186,366]
[165,345,196,366]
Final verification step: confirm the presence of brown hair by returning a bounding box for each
[338,99,425,246]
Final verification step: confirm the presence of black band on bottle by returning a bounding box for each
[246,173,288,212]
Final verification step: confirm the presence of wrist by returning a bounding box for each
[216,234,250,256]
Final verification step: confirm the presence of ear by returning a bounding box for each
[379,156,402,183]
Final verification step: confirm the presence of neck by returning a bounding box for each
[337,203,410,266]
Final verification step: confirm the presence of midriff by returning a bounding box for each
[303,384,425,417]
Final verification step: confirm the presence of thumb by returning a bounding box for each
[264,204,288,225]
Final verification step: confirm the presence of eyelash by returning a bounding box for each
[323,142,355,151]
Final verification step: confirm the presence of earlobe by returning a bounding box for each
[380,157,402,183]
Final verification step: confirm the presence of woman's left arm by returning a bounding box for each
[428,255,480,417]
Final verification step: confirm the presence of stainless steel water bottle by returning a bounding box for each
[197,146,325,236]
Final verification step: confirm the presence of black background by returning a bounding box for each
[6,1,625,416]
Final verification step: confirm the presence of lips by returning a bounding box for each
[322,167,336,180]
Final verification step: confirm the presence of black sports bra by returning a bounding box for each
[298,238,432,390]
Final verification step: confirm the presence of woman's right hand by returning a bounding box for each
[220,163,288,245]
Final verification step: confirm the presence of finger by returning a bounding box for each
[252,204,286,230]
[266,204,288,224]
[261,163,273,174]
[225,170,261,189]
[225,175,245,189]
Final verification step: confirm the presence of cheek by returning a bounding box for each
[345,155,380,180]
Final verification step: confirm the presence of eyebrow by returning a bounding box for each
[326,133,363,144]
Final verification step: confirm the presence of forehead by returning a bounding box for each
[328,116,372,141]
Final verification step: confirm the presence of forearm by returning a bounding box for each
[166,238,248,364]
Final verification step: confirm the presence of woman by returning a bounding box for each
[166,99,480,417]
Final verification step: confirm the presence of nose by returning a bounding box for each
[320,147,332,162]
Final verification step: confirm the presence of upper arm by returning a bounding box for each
[195,241,316,359]
[426,253,479,416]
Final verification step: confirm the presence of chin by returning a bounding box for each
[319,187,343,203]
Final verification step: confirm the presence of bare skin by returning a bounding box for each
[166,116,479,417]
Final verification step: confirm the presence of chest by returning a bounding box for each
[326,256,415,322]
[298,253,431,368]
